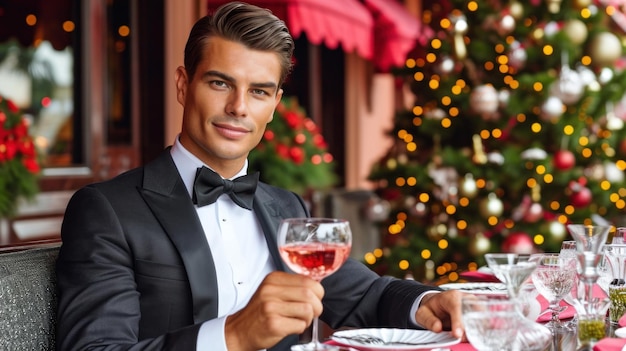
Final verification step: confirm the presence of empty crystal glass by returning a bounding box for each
[462,296,520,351]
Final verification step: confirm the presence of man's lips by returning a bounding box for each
[214,123,250,139]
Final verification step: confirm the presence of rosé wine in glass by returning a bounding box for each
[277,218,352,351]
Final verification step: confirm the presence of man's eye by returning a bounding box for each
[210,80,227,88]
[251,89,268,96]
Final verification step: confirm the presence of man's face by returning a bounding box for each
[176,36,283,177]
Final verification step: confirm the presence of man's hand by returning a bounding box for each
[414,290,466,340]
[224,271,324,350]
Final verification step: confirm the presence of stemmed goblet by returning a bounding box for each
[277,218,352,351]
[567,224,612,309]
[530,253,578,331]
[484,253,551,350]
[484,253,536,299]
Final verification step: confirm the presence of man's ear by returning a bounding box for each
[175,66,188,107]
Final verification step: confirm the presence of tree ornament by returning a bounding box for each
[502,232,534,254]
[546,0,562,13]
[498,89,510,107]
[460,173,478,198]
[508,42,527,70]
[470,84,499,115]
[364,197,391,222]
[550,61,585,105]
[472,134,488,164]
[480,193,504,217]
[541,96,564,120]
[553,149,576,170]
[549,221,567,241]
[573,0,592,8]
[437,56,455,74]
[524,202,544,223]
[449,12,468,60]
[498,14,516,36]
[588,32,622,66]
[605,102,624,131]
[509,1,524,19]
[521,147,548,160]
[563,19,588,45]
[470,233,491,256]
[569,182,592,208]
[604,161,625,183]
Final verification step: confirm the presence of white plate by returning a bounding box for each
[330,328,461,350]
[438,282,507,295]
[615,326,626,338]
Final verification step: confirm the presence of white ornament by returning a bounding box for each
[470,85,499,115]
[605,162,625,183]
[521,147,548,160]
[589,32,622,66]
[541,96,564,120]
[550,66,585,105]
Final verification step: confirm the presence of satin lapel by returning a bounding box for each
[139,151,219,322]
[254,196,286,272]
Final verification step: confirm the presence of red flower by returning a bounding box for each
[283,111,300,129]
[289,146,305,164]
[276,143,289,159]
[263,130,275,141]
[23,157,40,173]
[5,99,19,113]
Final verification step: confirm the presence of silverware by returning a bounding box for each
[332,334,439,346]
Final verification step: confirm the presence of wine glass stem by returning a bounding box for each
[585,282,594,306]
[312,317,322,348]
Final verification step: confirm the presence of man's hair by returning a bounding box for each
[184,2,295,87]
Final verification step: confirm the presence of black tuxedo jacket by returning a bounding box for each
[56,149,438,350]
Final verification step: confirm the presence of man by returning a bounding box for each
[56,2,465,350]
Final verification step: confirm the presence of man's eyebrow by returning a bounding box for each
[202,70,278,91]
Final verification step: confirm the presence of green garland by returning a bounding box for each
[0,96,40,218]
[249,97,337,195]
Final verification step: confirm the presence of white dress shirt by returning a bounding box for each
[170,137,274,351]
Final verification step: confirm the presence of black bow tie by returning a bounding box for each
[192,166,259,210]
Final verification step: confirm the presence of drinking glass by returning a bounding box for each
[530,253,578,331]
[277,218,352,351]
[567,224,612,310]
[484,253,536,299]
[462,296,520,351]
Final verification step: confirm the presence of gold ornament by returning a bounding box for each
[509,1,524,19]
[573,0,592,8]
[480,193,504,217]
[563,19,588,46]
[472,134,488,164]
[588,32,622,66]
[546,0,562,13]
[449,12,468,60]
[470,233,491,256]
[460,173,478,198]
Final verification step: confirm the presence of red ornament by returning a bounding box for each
[523,202,544,223]
[570,185,592,207]
[553,149,575,170]
[502,232,534,254]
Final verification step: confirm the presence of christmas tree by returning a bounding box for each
[365,0,626,282]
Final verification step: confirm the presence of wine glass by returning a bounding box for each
[530,253,578,331]
[277,218,352,351]
[484,253,536,299]
[567,224,612,309]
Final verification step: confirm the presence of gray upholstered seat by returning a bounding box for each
[0,244,60,350]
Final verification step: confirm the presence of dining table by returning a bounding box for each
[326,270,626,351]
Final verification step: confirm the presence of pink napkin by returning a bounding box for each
[535,284,607,323]
[619,313,626,327]
[459,271,500,283]
[593,338,626,351]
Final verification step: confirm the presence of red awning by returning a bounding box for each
[364,0,434,71]
[207,0,373,60]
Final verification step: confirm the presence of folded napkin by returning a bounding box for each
[459,270,501,283]
[592,338,626,351]
[535,284,607,323]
